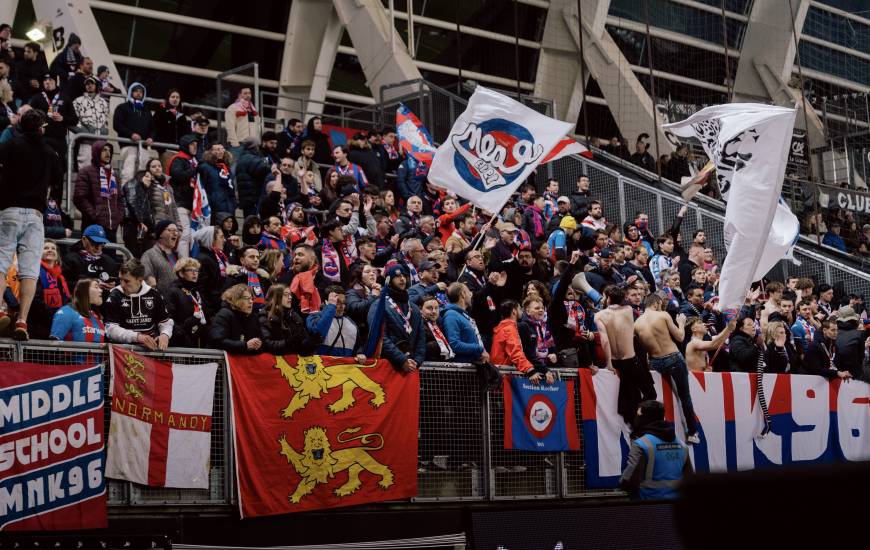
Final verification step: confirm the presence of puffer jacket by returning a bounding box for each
[208,304,264,354]
[168,134,199,210]
[235,143,270,210]
[199,159,236,215]
[149,179,181,225]
[259,308,320,356]
[73,140,123,231]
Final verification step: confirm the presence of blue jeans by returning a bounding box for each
[649,352,697,434]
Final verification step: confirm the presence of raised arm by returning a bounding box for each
[666,313,686,342]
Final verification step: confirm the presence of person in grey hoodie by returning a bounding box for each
[112,81,157,183]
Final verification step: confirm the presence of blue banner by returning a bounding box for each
[503,377,580,452]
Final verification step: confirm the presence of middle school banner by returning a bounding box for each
[580,369,870,488]
[503,377,579,452]
[227,354,420,518]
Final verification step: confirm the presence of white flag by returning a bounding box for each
[663,104,799,315]
[428,86,573,212]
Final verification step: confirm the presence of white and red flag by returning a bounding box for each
[106,346,217,489]
[541,138,593,163]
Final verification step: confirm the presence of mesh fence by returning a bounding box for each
[9,343,622,505]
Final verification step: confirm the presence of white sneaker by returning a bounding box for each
[687,433,701,445]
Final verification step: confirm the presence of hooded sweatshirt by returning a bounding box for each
[112,82,154,140]
[103,281,174,343]
[168,134,199,210]
[491,318,535,373]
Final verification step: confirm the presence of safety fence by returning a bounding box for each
[5,340,621,508]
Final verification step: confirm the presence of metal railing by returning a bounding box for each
[65,133,180,215]
[541,152,870,298]
[8,339,620,509]
[259,91,383,131]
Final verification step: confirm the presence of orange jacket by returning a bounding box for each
[491,318,535,373]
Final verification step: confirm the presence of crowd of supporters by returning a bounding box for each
[1,29,869,430]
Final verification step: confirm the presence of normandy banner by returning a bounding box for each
[580,369,870,488]
[227,354,419,517]
[0,362,106,531]
[106,347,217,489]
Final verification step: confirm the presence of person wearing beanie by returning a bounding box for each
[140,220,180,296]
[547,214,577,262]
[224,86,260,151]
[369,263,426,373]
[48,32,83,84]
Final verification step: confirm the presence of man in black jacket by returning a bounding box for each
[13,42,47,103]
[28,74,75,200]
[0,109,62,339]
[834,307,865,380]
[112,81,156,184]
[569,175,592,220]
[803,319,852,380]
[348,132,384,189]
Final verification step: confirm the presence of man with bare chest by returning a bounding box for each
[595,285,656,425]
[685,317,736,372]
[635,293,699,444]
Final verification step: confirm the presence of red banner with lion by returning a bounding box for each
[226,354,419,517]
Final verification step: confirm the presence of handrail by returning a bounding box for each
[53,238,135,262]
[574,152,870,284]
[65,132,179,215]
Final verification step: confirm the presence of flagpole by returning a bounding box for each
[457,210,499,280]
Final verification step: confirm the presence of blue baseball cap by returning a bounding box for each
[83,225,109,244]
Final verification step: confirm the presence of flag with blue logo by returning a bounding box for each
[503,377,580,452]
[429,86,573,212]
[396,104,437,164]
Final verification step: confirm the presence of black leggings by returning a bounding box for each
[612,357,657,425]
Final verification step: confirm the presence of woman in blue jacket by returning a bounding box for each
[199,143,236,216]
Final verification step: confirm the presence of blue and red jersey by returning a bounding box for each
[50,304,106,344]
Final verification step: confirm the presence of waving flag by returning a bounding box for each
[429,86,573,212]
[541,138,593,163]
[190,174,211,231]
[396,104,437,164]
[663,104,799,317]
[679,160,715,201]
[504,377,580,452]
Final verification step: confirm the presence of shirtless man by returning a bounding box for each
[685,317,736,372]
[635,293,700,444]
[595,285,656,425]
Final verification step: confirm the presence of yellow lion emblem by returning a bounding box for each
[278,426,394,503]
[274,355,385,418]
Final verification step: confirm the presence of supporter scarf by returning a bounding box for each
[245,270,265,305]
[387,296,413,335]
[526,205,545,238]
[78,249,102,263]
[384,142,399,160]
[428,320,454,359]
[543,192,558,222]
[233,98,258,118]
[321,238,342,282]
[45,199,63,225]
[182,285,206,324]
[285,225,316,247]
[530,317,554,361]
[39,262,70,309]
[402,253,420,285]
[797,316,815,342]
[42,91,61,114]
[217,162,233,189]
[820,340,836,369]
[99,165,117,198]
[513,229,532,255]
[213,247,228,278]
[564,300,587,339]
[290,266,321,314]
